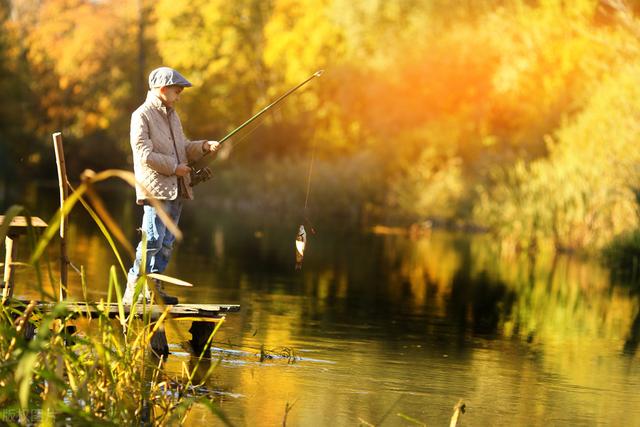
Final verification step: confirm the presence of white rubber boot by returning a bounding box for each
[122,279,151,305]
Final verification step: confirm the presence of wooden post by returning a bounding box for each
[189,321,215,357]
[150,325,169,358]
[2,236,15,302]
[52,132,68,302]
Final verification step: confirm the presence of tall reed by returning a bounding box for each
[0,169,233,426]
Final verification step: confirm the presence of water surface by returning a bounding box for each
[7,189,640,426]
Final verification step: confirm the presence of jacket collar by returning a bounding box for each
[145,91,173,115]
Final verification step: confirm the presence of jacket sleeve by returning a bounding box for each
[185,139,207,163]
[131,112,178,176]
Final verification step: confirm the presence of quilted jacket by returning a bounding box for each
[130,92,206,204]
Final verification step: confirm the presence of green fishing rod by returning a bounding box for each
[189,69,324,186]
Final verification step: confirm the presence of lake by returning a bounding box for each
[5,186,640,426]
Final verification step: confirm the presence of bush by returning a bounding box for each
[602,229,640,282]
[208,151,385,226]
[474,61,640,253]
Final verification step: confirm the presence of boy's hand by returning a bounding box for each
[175,164,191,177]
[205,141,221,152]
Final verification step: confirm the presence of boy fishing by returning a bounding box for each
[123,66,220,305]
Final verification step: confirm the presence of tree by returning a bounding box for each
[0,0,41,182]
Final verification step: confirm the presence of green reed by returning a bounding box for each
[0,169,233,426]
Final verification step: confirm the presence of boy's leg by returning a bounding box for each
[151,199,183,304]
[124,202,168,304]
[152,199,183,274]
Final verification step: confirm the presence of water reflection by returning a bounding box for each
[3,186,640,425]
[625,311,640,356]
[172,221,639,425]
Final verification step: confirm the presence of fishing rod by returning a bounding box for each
[189,69,324,186]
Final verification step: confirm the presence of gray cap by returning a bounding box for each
[148,67,192,89]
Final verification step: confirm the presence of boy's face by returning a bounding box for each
[159,85,184,107]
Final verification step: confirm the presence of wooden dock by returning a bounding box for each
[56,302,240,320]
[2,133,242,359]
[11,300,240,358]
[2,213,241,359]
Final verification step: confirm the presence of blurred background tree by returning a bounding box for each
[0,0,40,182]
[2,0,640,256]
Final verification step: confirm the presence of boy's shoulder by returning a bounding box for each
[132,101,155,119]
[134,101,149,113]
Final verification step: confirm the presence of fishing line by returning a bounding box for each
[295,141,316,270]
[303,138,316,211]
[302,137,318,234]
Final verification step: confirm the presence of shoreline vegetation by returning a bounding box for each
[0,295,231,426]
[0,171,236,426]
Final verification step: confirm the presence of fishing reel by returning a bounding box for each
[189,166,213,187]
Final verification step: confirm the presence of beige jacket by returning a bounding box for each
[130,92,206,204]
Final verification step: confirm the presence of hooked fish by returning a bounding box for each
[295,225,306,270]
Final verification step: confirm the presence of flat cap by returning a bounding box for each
[148,66,192,89]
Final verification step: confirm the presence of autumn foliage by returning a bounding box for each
[1,0,640,254]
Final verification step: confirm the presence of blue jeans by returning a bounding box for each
[127,199,183,283]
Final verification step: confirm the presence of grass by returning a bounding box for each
[0,169,233,426]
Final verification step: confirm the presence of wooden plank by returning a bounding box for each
[2,236,14,302]
[29,301,240,320]
[179,303,241,313]
[0,216,48,229]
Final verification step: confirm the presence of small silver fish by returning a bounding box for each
[295,225,306,270]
